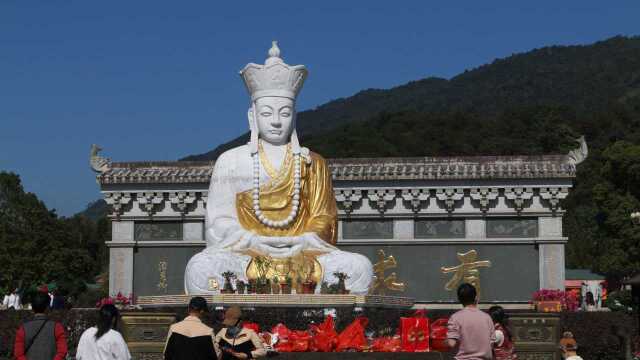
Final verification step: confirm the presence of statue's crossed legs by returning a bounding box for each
[184,248,373,295]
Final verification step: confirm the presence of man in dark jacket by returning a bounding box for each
[14,291,68,360]
[164,296,217,360]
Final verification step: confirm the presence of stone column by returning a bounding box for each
[466,219,485,239]
[109,221,134,296]
[538,216,565,290]
[183,221,204,241]
[394,219,413,240]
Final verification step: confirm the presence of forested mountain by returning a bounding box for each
[181,36,640,284]
[183,35,640,161]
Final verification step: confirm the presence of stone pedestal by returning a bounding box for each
[510,313,561,360]
[120,312,176,360]
[118,309,560,360]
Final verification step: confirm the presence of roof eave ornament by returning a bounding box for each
[567,136,588,166]
[90,144,112,173]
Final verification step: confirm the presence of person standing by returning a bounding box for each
[446,283,495,360]
[14,291,67,360]
[215,306,266,360]
[559,332,583,360]
[163,297,217,360]
[489,306,517,360]
[5,288,22,310]
[76,304,131,360]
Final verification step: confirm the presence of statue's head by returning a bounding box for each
[240,41,308,153]
[249,96,295,146]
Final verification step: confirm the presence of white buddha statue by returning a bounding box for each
[184,42,373,295]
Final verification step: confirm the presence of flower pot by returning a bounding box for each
[301,281,317,294]
[235,281,246,295]
[271,282,280,294]
[247,280,257,294]
[280,283,292,294]
[256,280,271,294]
[534,300,562,312]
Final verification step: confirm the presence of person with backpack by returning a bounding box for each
[489,306,517,360]
[14,291,67,360]
[76,304,131,360]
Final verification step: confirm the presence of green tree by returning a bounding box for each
[0,172,94,296]
[568,141,640,283]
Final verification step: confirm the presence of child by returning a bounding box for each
[488,306,517,360]
[559,331,583,360]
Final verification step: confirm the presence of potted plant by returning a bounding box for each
[221,271,237,294]
[96,292,132,310]
[295,254,317,294]
[236,280,246,295]
[532,289,577,312]
[301,279,316,294]
[320,281,330,294]
[254,256,272,294]
[247,279,257,294]
[280,276,293,294]
[271,276,280,294]
[333,271,351,294]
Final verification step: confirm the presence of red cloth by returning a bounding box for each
[272,324,293,352]
[289,330,312,352]
[310,316,338,352]
[14,321,67,360]
[430,318,449,352]
[400,313,430,352]
[242,322,260,333]
[272,324,311,352]
[336,317,369,352]
[371,336,402,352]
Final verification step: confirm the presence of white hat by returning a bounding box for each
[239,41,307,154]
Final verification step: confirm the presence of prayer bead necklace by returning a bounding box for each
[252,146,301,228]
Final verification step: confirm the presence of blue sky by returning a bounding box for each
[1,1,639,216]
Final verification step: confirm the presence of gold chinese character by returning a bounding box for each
[370,249,406,295]
[441,250,491,299]
[157,260,168,292]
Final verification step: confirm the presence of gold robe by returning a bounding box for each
[236,151,337,285]
[236,151,337,245]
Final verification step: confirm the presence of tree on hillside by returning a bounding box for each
[564,141,640,284]
[0,172,94,297]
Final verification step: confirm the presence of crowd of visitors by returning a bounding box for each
[2,288,67,311]
[7,283,585,359]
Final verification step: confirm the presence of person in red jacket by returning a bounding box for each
[14,291,67,360]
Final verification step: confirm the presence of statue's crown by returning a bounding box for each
[240,41,308,101]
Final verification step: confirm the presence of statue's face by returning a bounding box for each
[252,96,295,145]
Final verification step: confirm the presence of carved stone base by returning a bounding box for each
[119,310,559,360]
[510,313,561,360]
[136,294,415,308]
[120,312,176,360]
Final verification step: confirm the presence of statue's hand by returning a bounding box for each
[249,233,336,258]
[251,235,305,258]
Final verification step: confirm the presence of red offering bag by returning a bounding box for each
[310,316,338,352]
[371,336,402,352]
[289,330,312,352]
[400,310,430,352]
[272,323,293,352]
[336,317,369,352]
[430,318,449,352]
[242,322,260,333]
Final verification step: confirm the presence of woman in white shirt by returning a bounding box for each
[76,304,132,360]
